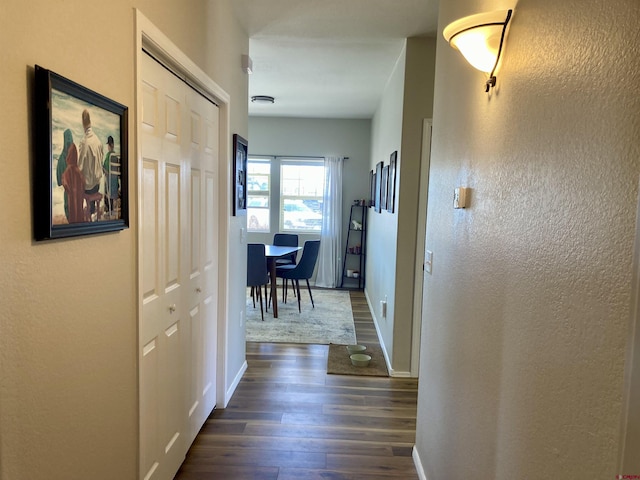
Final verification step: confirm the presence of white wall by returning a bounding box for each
[367,38,436,375]
[0,1,248,478]
[415,0,640,478]
[247,116,372,286]
[367,45,405,371]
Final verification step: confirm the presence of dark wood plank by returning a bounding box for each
[240,423,416,445]
[327,453,419,477]
[188,436,395,457]
[277,469,416,480]
[176,465,279,479]
[182,447,326,469]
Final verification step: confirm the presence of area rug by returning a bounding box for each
[246,288,356,345]
[326,343,389,377]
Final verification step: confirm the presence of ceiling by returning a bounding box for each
[230,0,440,119]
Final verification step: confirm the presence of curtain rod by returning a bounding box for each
[250,154,349,160]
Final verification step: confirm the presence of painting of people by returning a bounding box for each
[51,88,122,225]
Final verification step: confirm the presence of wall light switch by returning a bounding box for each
[425,250,433,274]
[240,227,246,243]
[454,187,468,209]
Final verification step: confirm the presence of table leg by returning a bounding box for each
[269,258,278,318]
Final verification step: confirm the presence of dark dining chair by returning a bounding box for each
[273,233,299,265]
[273,233,299,301]
[247,243,270,321]
[275,240,321,313]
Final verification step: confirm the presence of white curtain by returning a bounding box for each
[315,156,343,288]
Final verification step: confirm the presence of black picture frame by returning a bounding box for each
[33,65,129,241]
[375,161,383,213]
[381,165,389,211]
[232,134,248,216]
[369,169,375,208]
[388,151,397,213]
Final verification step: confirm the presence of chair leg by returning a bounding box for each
[250,286,256,308]
[305,279,314,308]
[295,280,302,313]
[264,284,269,312]
[284,278,288,304]
[258,284,264,321]
[281,278,295,304]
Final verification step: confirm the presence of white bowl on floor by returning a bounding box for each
[346,344,366,355]
[350,353,371,367]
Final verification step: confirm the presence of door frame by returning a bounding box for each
[619,176,640,473]
[134,7,231,415]
[411,119,433,377]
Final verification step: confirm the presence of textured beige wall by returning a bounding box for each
[415,0,640,478]
[0,1,247,478]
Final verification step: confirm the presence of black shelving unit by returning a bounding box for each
[340,204,367,289]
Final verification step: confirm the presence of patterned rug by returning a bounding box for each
[245,288,356,345]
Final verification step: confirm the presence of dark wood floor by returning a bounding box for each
[174,290,419,480]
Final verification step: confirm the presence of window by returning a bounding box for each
[280,160,324,233]
[247,157,270,232]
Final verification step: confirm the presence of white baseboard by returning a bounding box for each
[221,360,247,408]
[412,445,428,480]
[363,289,411,378]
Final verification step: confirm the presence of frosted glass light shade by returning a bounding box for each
[443,10,512,74]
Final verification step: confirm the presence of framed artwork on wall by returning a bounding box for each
[369,169,375,208]
[388,151,397,213]
[381,164,389,211]
[33,65,129,241]
[375,161,383,213]
[232,134,248,216]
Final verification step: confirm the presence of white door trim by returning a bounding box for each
[619,175,640,473]
[134,1,231,436]
[411,119,433,377]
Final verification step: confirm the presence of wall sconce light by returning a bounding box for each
[443,9,513,92]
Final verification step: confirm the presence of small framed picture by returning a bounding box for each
[381,165,389,211]
[369,169,375,208]
[232,134,248,216]
[388,151,397,213]
[375,161,383,213]
[33,65,128,241]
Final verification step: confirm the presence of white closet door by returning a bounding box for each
[139,51,219,480]
[185,88,219,444]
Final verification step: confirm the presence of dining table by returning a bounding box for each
[264,244,302,318]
